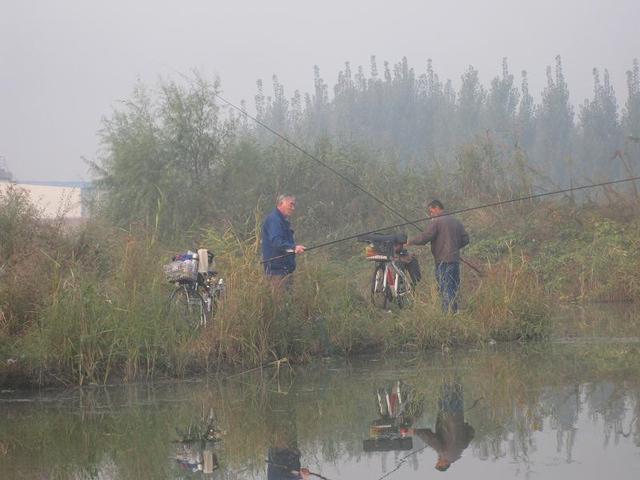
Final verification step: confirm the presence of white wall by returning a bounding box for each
[0,181,83,219]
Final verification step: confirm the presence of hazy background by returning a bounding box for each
[0,0,638,182]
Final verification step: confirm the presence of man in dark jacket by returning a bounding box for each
[261,194,305,286]
[407,200,469,313]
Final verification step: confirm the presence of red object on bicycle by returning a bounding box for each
[387,268,394,286]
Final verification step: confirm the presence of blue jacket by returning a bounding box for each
[261,208,296,276]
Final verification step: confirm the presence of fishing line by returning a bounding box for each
[262,174,640,263]
[166,67,424,232]
[211,92,424,232]
[209,87,640,268]
[166,73,640,265]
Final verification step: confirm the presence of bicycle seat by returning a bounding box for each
[358,232,407,245]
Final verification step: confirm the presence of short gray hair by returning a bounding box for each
[276,194,295,205]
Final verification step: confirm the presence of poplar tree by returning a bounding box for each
[621,59,640,169]
[516,70,536,152]
[533,56,575,183]
[622,59,640,136]
[578,68,622,177]
[484,58,520,149]
[457,66,486,144]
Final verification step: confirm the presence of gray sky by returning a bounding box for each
[1,0,638,181]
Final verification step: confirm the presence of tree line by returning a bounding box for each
[91,56,640,242]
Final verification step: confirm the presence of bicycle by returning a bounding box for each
[358,233,413,310]
[164,249,225,329]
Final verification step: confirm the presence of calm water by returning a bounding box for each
[1,305,639,479]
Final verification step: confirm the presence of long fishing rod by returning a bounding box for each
[210,90,487,271]
[175,71,484,274]
[266,461,331,480]
[262,174,640,263]
[202,81,639,269]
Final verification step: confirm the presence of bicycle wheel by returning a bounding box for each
[202,288,221,326]
[395,270,413,309]
[371,264,391,309]
[168,284,206,329]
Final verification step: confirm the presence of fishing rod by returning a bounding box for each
[175,72,479,272]
[210,90,482,271]
[266,460,332,480]
[261,174,640,264]
[203,82,639,269]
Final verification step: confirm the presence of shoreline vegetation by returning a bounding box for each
[1,185,639,387]
[2,57,640,387]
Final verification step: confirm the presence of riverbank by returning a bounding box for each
[1,186,640,387]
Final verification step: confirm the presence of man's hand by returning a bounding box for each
[294,245,305,254]
[299,468,310,479]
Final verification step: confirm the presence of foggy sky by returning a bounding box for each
[1,0,638,182]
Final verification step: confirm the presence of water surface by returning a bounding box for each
[1,305,639,479]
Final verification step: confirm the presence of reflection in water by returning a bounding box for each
[363,380,421,452]
[544,385,579,462]
[411,380,475,471]
[266,393,302,480]
[174,441,219,475]
[1,335,640,479]
[173,408,224,476]
[266,387,312,480]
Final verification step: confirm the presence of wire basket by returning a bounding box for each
[163,259,198,283]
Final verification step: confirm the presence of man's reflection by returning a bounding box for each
[266,390,310,480]
[406,380,475,471]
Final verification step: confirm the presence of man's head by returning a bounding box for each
[276,194,296,218]
[435,457,451,471]
[427,199,444,217]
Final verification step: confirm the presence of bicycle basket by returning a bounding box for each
[365,244,391,260]
[163,259,198,283]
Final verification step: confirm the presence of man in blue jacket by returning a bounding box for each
[261,194,305,286]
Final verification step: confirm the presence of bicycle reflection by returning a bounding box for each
[174,441,219,475]
[364,379,475,472]
[173,410,224,476]
[363,380,423,452]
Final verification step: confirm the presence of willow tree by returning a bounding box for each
[92,75,233,239]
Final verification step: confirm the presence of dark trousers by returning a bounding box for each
[435,262,460,313]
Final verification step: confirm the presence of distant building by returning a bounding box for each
[0,157,13,182]
[0,180,91,220]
